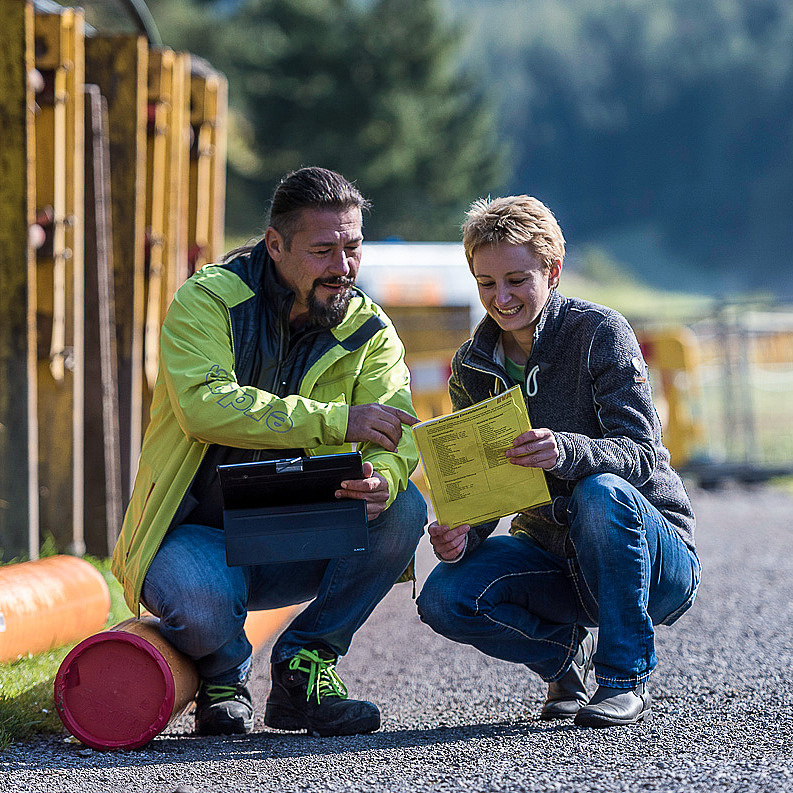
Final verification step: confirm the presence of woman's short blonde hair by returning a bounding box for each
[462,195,566,272]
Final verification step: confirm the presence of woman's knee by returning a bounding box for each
[416,564,473,637]
[570,473,627,506]
[567,473,637,547]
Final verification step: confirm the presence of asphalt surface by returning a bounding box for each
[2,482,793,792]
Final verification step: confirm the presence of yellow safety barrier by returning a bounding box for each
[638,326,706,470]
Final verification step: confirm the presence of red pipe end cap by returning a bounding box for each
[54,631,176,750]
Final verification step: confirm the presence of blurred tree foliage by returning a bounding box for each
[148,0,507,240]
[148,0,793,291]
[453,0,793,293]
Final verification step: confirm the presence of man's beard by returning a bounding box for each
[306,276,355,328]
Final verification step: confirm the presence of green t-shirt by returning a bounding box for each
[504,356,525,393]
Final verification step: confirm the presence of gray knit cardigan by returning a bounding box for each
[448,289,696,559]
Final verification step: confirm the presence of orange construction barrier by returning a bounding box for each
[54,605,300,749]
[0,555,111,663]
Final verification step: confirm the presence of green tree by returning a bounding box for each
[152,0,506,239]
[450,0,793,295]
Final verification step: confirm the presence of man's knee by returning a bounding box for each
[162,587,246,657]
[144,563,246,658]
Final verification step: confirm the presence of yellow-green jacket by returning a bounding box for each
[112,244,419,613]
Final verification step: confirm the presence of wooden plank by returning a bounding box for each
[83,84,123,556]
[207,74,227,262]
[64,8,86,555]
[0,0,38,559]
[188,72,211,273]
[142,49,191,427]
[166,52,191,308]
[144,51,169,395]
[188,66,226,273]
[85,34,148,503]
[33,10,85,553]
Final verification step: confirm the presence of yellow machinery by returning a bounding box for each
[636,326,707,471]
[0,0,227,560]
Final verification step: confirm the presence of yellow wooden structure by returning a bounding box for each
[187,62,228,274]
[0,0,38,561]
[0,0,227,560]
[34,9,86,554]
[143,48,192,422]
[384,304,471,423]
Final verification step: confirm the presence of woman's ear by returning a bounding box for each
[548,258,562,288]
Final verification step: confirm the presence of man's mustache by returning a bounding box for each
[315,276,355,289]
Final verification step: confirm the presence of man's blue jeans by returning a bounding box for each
[142,481,426,685]
[417,474,700,687]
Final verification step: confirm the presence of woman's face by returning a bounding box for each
[472,243,561,336]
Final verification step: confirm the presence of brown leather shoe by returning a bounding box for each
[540,630,595,720]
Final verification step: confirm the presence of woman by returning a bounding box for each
[416,195,700,727]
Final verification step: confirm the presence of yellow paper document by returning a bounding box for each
[412,385,551,528]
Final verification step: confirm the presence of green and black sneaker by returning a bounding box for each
[195,680,254,735]
[264,647,380,737]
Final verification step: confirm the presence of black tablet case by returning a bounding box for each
[218,452,369,566]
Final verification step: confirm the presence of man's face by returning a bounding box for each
[265,207,363,328]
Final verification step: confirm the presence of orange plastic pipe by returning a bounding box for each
[244,605,301,653]
[55,604,300,749]
[0,555,110,663]
[114,616,200,718]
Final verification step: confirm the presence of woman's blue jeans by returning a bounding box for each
[142,481,426,685]
[417,473,700,687]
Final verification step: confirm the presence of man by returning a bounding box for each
[417,195,700,727]
[112,167,427,737]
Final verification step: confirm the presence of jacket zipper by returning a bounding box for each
[465,357,510,398]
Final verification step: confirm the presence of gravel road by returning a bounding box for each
[2,483,792,792]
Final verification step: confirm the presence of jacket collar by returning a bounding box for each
[249,240,295,325]
[248,239,380,345]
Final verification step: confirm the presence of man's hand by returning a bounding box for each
[336,461,390,521]
[345,404,418,452]
[505,428,559,469]
[427,521,469,562]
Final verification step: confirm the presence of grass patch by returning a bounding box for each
[0,556,133,749]
[769,476,793,495]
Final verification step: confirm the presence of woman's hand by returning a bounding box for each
[505,428,559,469]
[336,461,390,521]
[427,521,469,562]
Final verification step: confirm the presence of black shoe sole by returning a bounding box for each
[539,700,586,721]
[195,715,254,736]
[264,702,380,737]
[574,706,651,728]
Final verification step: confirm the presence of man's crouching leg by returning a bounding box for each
[142,523,255,736]
[264,481,427,736]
